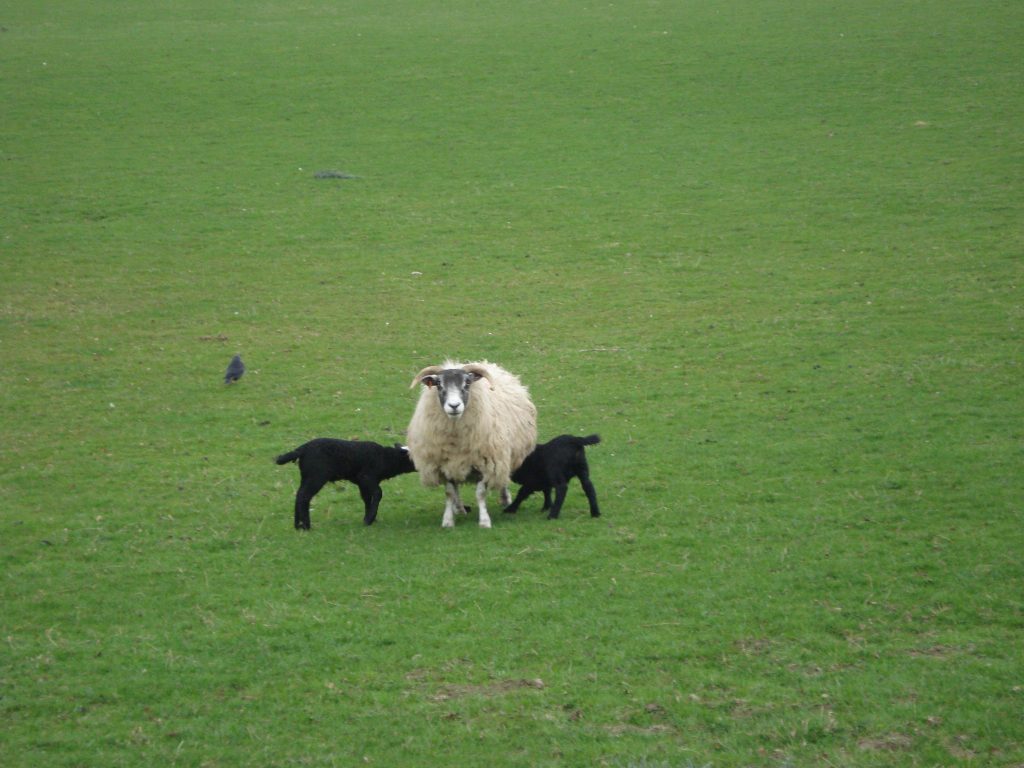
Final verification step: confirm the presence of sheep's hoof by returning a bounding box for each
[479,520,492,529]
[442,519,455,529]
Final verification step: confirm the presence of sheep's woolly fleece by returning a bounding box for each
[406,360,537,490]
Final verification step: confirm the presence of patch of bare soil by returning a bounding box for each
[858,733,913,751]
[430,678,545,702]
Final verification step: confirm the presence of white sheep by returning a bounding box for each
[406,360,537,528]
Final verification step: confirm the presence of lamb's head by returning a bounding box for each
[411,363,493,420]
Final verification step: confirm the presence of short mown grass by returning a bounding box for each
[2,1,1022,765]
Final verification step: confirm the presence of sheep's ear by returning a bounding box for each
[411,365,444,388]
[462,363,492,386]
[421,375,438,388]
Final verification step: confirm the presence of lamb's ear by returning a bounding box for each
[410,365,444,388]
[462,363,493,386]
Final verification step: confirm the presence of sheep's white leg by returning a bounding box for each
[476,481,492,529]
[499,485,512,507]
[443,481,460,528]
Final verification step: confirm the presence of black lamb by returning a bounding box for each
[224,354,245,384]
[275,438,415,528]
[503,434,601,520]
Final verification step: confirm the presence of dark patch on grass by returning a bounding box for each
[313,170,358,179]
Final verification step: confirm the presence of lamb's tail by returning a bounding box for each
[578,434,601,447]
[275,447,303,465]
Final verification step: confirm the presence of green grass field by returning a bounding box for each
[2,1,1022,765]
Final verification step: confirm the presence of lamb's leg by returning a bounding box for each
[475,480,492,529]
[442,481,461,528]
[541,488,553,511]
[503,485,532,514]
[294,479,324,530]
[359,483,383,525]
[579,475,600,517]
[547,483,569,520]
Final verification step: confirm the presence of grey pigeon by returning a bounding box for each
[224,354,245,384]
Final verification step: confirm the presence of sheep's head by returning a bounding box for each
[411,363,492,420]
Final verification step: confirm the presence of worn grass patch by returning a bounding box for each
[2,1,1022,766]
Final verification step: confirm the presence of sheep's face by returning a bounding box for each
[422,368,484,420]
